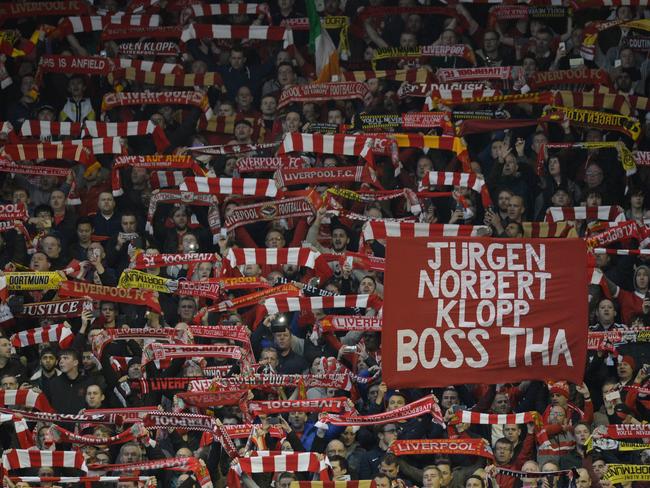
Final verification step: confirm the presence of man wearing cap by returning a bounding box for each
[227,118,255,145]
[542,381,593,425]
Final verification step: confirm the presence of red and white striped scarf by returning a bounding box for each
[2,141,93,165]
[436,66,521,82]
[263,294,382,314]
[55,14,160,36]
[523,222,577,239]
[189,141,278,155]
[0,389,54,412]
[322,395,444,426]
[1,449,87,473]
[114,58,181,74]
[19,120,83,138]
[450,410,541,426]
[341,68,432,83]
[110,68,224,89]
[10,322,74,350]
[593,248,650,256]
[9,476,151,484]
[65,137,124,155]
[360,221,490,251]
[190,3,270,18]
[150,170,185,190]
[278,133,373,162]
[274,165,378,189]
[291,483,376,488]
[426,88,498,109]
[49,424,143,446]
[544,206,625,223]
[181,24,293,48]
[229,452,329,488]
[226,247,319,270]
[180,176,278,197]
[82,120,155,138]
[0,415,34,449]
[419,170,486,193]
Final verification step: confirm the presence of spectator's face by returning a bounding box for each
[441,390,459,409]
[98,193,115,214]
[507,197,524,221]
[50,191,66,211]
[406,14,422,34]
[585,193,602,207]
[230,50,246,69]
[616,72,633,92]
[236,87,253,111]
[265,230,285,249]
[121,445,142,463]
[284,112,302,132]
[503,424,520,443]
[535,32,552,53]
[178,300,196,320]
[182,234,199,253]
[400,32,417,49]
[551,190,570,207]
[88,243,105,261]
[379,424,397,446]
[30,252,50,271]
[326,440,345,458]
[173,209,188,229]
[331,229,349,252]
[260,97,277,116]
[597,300,615,324]
[101,303,116,323]
[218,103,235,116]
[41,353,57,372]
[41,236,61,258]
[497,191,511,212]
[576,470,591,488]
[58,354,78,374]
[620,49,635,67]
[328,110,343,124]
[440,30,457,45]
[277,65,295,86]
[374,478,391,488]
[635,268,649,290]
[387,393,406,411]
[592,460,607,479]
[340,427,356,446]
[83,351,96,371]
[380,461,399,479]
[423,468,442,488]
[502,155,517,176]
[522,58,537,77]
[359,277,376,294]
[437,464,452,487]
[505,223,522,238]
[574,425,590,444]
[68,77,86,97]
[273,330,292,351]
[234,123,253,142]
[12,189,29,205]
[494,442,513,464]
[492,393,510,413]
[368,385,380,403]
[416,158,433,179]
[483,32,499,51]
[617,360,633,378]
[0,376,17,390]
[465,479,483,488]
[630,193,644,208]
[85,385,105,408]
[288,411,307,429]
[121,215,137,233]
[330,460,345,479]
[20,75,34,96]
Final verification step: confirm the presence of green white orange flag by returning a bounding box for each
[307,0,340,82]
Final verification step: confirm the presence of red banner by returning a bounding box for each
[383,237,587,387]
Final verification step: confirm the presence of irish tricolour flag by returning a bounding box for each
[307,0,340,82]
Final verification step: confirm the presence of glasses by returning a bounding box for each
[382,428,397,434]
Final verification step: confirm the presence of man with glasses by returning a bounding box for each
[476,30,513,67]
[358,423,398,479]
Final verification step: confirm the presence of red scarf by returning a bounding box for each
[58,281,161,313]
[236,156,309,173]
[224,195,316,230]
[322,395,444,426]
[390,438,494,459]
[101,91,211,119]
[278,82,369,108]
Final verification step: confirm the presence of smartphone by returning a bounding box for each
[559,42,566,51]
[605,390,621,402]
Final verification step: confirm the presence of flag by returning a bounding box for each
[306,0,340,82]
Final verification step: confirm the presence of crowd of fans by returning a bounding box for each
[0,0,648,487]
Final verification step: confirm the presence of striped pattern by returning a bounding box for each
[0,389,54,412]
[1,449,87,473]
[454,410,538,425]
[437,66,516,82]
[227,248,319,269]
[290,482,377,488]
[180,177,278,197]
[19,120,83,138]
[361,221,490,242]
[150,171,185,190]
[419,171,486,193]
[237,452,327,475]
[82,121,155,138]
[9,477,151,484]
[263,294,378,314]
[114,58,181,74]
[2,141,93,165]
[111,67,224,88]
[60,14,160,34]
[190,3,269,17]
[10,323,74,349]
[340,68,431,83]
[544,206,625,223]
[593,248,650,256]
[64,137,124,155]
[278,133,372,159]
[554,90,631,116]
[181,24,294,48]
[426,88,497,108]
[522,222,578,238]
